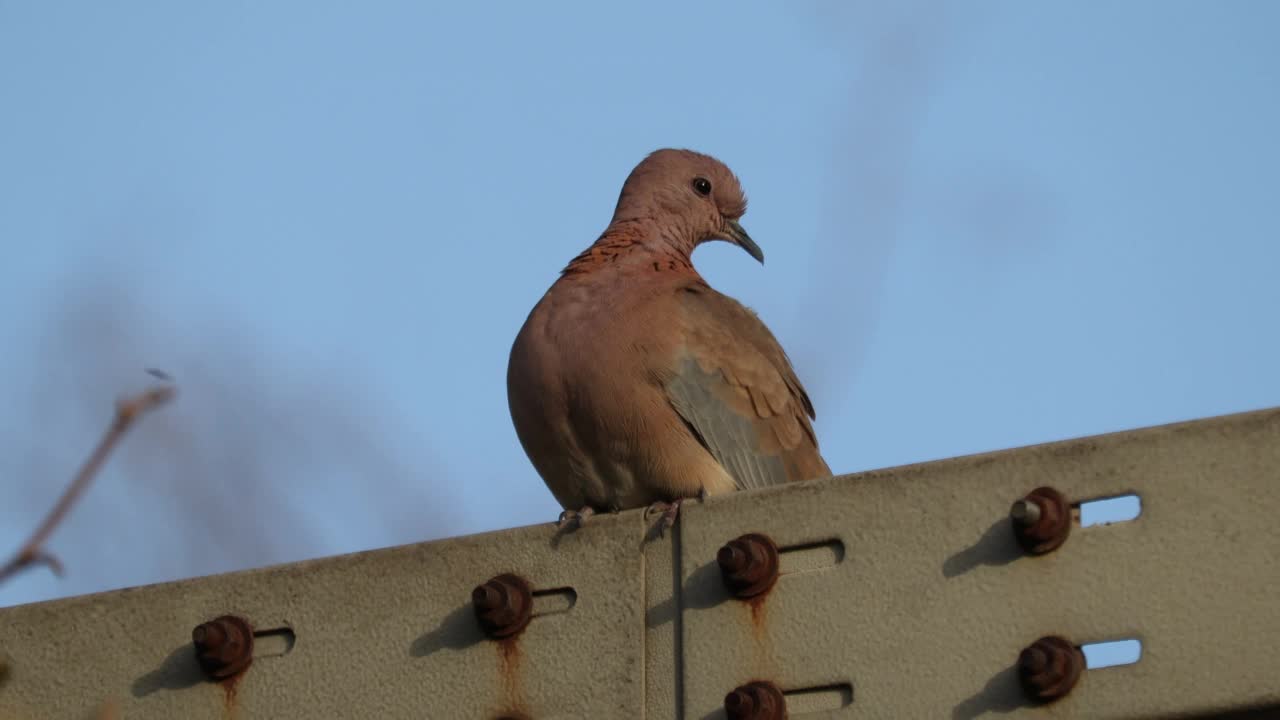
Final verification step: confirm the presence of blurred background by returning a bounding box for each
[2,1,1278,607]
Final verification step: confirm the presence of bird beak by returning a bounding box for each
[720,219,764,264]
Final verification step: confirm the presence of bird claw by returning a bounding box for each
[645,498,685,537]
[557,506,594,531]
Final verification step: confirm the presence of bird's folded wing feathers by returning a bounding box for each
[663,283,830,490]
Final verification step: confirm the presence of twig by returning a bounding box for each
[0,383,176,586]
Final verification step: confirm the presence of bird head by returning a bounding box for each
[611,148,762,263]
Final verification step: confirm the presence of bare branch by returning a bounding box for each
[0,383,175,586]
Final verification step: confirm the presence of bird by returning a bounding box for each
[507,148,830,531]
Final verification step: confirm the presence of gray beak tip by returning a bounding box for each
[725,219,764,265]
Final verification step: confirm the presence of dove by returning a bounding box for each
[507,148,830,530]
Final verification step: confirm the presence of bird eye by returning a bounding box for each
[692,177,712,196]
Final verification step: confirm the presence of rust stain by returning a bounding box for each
[498,637,522,680]
[745,594,775,677]
[219,672,242,720]
[92,698,121,720]
[747,595,769,635]
[495,636,527,717]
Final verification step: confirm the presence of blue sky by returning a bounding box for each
[2,1,1277,610]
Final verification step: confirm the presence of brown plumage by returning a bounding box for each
[507,148,830,528]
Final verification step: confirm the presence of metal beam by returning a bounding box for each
[2,408,1278,718]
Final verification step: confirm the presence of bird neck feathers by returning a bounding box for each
[561,219,696,276]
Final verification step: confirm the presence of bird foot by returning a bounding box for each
[557,506,595,531]
[645,498,686,537]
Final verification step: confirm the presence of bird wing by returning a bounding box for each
[662,281,830,490]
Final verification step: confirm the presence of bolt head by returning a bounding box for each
[472,583,502,611]
[1010,499,1042,526]
[1019,645,1048,675]
[192,621,226,649]
[724,689,755,717]
[192,615,254,680]
[1010,487,1072,554]
[1018,636,1083,702]
[472,573,533,639]
[724,681,785,720]
[717,533,780,600]
[717,544,747,573]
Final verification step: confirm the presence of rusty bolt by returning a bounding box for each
[724,680,786,720]
[717,533,780,600]
[1010,486,1071,554]
[473,573,533,639]
[1018,636,1083,703]
[192,615,254,680]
